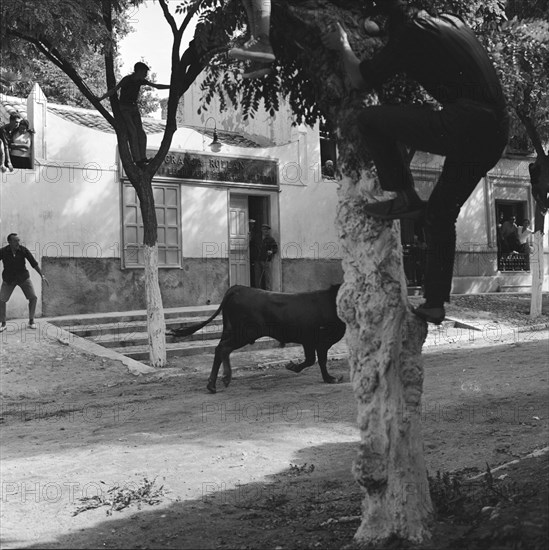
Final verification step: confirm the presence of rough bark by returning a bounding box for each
[336,168,432,546]
[278,1,433,545]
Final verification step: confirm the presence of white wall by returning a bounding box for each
[182,79,294,146]
[0,91,122,318]
[180,186,228,258]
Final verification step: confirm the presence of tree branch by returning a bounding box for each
[158,0,178,35]
[101,0,121,127]
[8,28,115,127]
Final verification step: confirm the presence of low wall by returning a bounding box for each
[37,250,549,316]
[281,259,343,293]
[454,250,498,277]
[42,257,229,316]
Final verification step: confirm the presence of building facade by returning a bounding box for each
[0,83,547,319]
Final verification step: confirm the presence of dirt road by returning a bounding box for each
[1,309,548,549]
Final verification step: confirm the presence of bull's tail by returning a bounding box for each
[169,301,224,338]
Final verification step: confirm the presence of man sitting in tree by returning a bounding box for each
[325,0,509,324]
[99,62,170,167]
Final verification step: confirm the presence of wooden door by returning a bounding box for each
[229,194,250,286]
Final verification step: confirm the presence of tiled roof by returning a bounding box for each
[0,95,28,120]
[0,93,262,147]
[47,104,166,134]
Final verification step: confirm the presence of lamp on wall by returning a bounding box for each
[203,117,222,153]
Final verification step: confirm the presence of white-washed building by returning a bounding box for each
[0,83,546,319]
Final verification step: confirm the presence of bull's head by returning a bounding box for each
[529,155,549,216]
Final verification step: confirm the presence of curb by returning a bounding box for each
[445,316,549,334]
[466,446,549,481]
[44,321,156,376]
[445,317,483,332]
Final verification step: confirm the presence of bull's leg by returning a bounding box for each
[207,340,233,393]
[221,354,233,388]
[286,345,316,373]
[207,348,223,394]
[317,346,343,384]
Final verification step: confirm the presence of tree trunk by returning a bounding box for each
[135,176,167,367]
[336,173,432,546]
[527,154,548,318]
[530,230,544,318]
[277,2,434,544]
[143,243,167,367]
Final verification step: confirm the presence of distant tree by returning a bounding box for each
[1,0,226,365]
[486,0,549,316]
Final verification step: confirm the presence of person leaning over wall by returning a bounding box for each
[0,113,22,172]
[9,119,34,170]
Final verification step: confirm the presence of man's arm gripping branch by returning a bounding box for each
[146,81,170,90]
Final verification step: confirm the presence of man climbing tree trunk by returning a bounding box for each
[314,0,506,541]
[268,1,436,544]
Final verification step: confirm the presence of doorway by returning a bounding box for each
[228,193,271,287]
[495,199,529,271]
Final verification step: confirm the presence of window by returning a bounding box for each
[320,119,337,179]
[122,183,181,267]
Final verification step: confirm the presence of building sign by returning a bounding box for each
[148,150,278,187]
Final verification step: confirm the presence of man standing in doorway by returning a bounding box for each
[255,224,278,290]
[324,0,508,324]
[0,234,48,331]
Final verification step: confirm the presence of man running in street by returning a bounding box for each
[0,233,48,331]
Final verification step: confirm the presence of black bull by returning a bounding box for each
[168,285,346,393]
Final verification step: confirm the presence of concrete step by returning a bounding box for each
[67,316,222,338]
[499,285,531,293]
[114,337,299,361]
[44,304,219,327]
[87,327,224,348]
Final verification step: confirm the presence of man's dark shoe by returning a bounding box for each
[413,303,446,325]
[364,191,426,221]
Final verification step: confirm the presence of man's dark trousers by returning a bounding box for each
[358,98,508,305]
